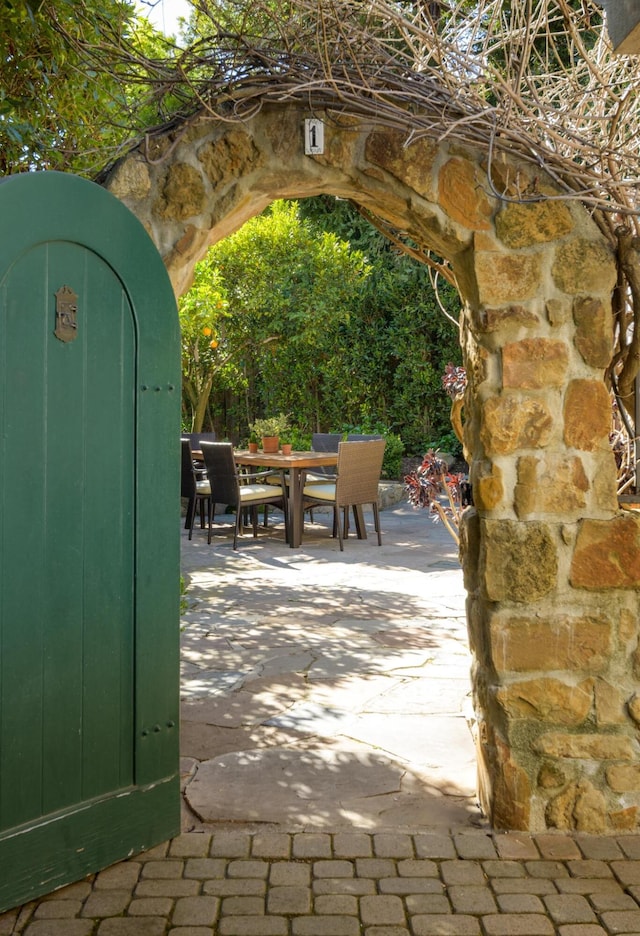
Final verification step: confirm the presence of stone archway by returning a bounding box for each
[106,104,639,834]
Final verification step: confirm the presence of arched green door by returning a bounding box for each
[0,172,181,912]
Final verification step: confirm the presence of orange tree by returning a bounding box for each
[178,265,232,432]
[184,200,371,439]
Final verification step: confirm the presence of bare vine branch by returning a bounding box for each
[51,1,640,436]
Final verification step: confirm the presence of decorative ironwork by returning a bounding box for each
[54,285,78,342]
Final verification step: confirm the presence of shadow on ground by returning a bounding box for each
[179,503,485,832]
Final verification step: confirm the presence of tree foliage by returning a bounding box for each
[0,0,186,175]
[179,198,461,454]
[179,200,370,434]
[299,196,462,453]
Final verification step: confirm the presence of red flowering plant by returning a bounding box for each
[404,451,470,546]
[404,364,471,546]
[442,362,467,454]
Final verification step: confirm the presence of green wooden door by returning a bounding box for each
[0,172,181,912]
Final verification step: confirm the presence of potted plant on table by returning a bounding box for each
[247,430,260,453]
[249,414,291,454]
[279,429,293,456]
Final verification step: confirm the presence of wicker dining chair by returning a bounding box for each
[309,433,342,476]
[181,438,212,539]
[200,441,289,548]
[302,439,386,550]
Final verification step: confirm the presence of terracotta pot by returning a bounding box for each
[281,443,292,455]
[262,435,279,453]
[248,442,259,453]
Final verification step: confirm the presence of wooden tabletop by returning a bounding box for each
[233,450,338,469]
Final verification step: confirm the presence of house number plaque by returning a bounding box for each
[55,285,78,342]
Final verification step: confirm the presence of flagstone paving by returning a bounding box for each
[178,502,479,831]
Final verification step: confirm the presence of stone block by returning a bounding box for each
[606,764,640,792]
[609,806,638,830]
[269,863,311,887]
[448,884,497,913]
[479,304,539,333]
[481,395,553,456]
[489,613,611,673]
[106,157,151,201]
[475,251,543,306]
[440,861,486,886]
[332,833,373,858]
[546,781,607,834]
[373,833,413,858]
[594,680,626,725]
[267,886,312,915]
[535,733,634,760]
[492,834,540,861]
[460,510,481,598]
[564,380,611,452]
[537,763,568,790]
[413,915,482,935]
[571,515,640,588]
[319,112,361,169]
[155,163,206,221]
[591,450,620,511]
[172,896,219,926]
[527,832,580,860]
[515,455,588,517]
[502,339,568,390]
[365,130,438,202]
[546,298,571,326]
[495,200,573,248]
[628,692,640,726]
[573,297,613,367]
[292,834,332,859]
[482,520,557,602]
[471,461,504,511]
[619,608,638,645]
[496,678,592,726]
[360,894,406,926]
[198,129,263,189]
[543,893,596,924]
[413,833,457,860]
[438,156,493,230]
[491,747,532,832]
[552,238,617,295]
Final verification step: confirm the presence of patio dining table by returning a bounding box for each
[232,449,338,548]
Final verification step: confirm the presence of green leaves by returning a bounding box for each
[0,0,183,175]
[178,197,462,454]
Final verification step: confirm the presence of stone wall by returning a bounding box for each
[105,106,637,833]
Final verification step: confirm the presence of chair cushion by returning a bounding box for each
[305,471,336,483]
[196,480,211,494]
[303,483,335,501]
[239,483,285,502]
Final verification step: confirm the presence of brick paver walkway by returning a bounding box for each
[4,828,640,934]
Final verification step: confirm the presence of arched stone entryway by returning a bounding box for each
[106,103,637,834]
